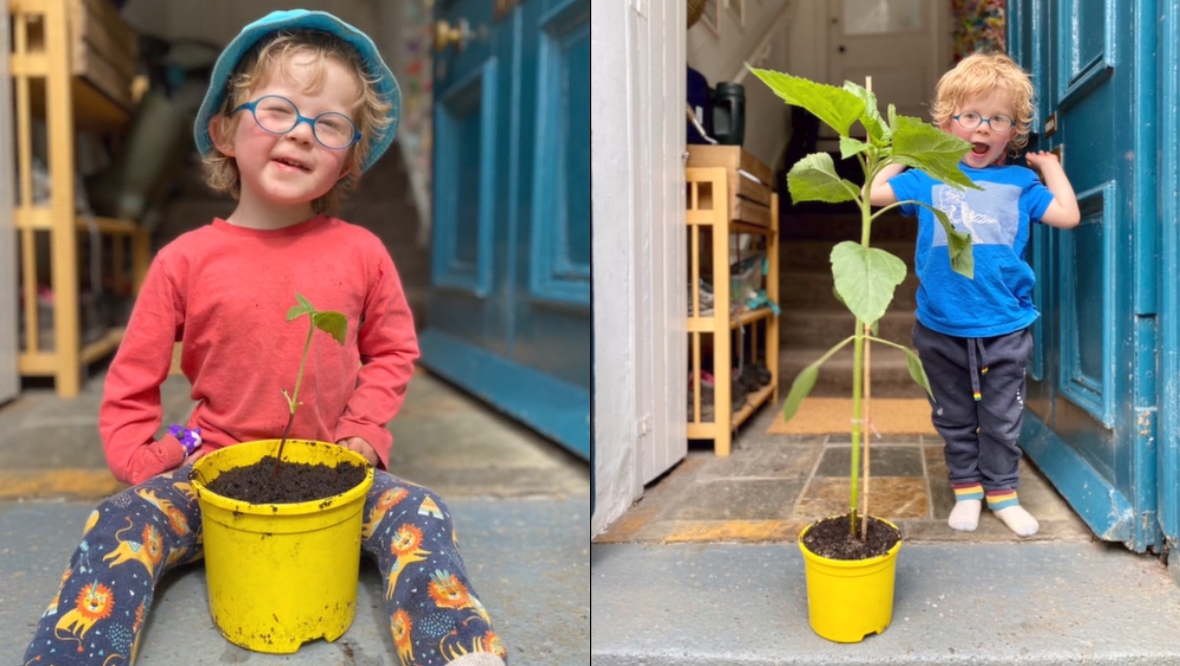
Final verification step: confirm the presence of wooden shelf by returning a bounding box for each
[7,62,132,131]
[686,154,781,456]
[686,307,777,332]
[10,0,144,397]
[687,382,777,440]
[16,207,141,234]
[80,326,125,365]
[19,325,125,376]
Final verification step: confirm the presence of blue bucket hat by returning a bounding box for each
[193,9,400,173]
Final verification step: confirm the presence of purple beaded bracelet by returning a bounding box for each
[168,424,202,457]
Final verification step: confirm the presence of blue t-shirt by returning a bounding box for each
[889,164,1055,338]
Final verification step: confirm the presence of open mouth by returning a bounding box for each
[272,156,309,171]
[971,142,990,156]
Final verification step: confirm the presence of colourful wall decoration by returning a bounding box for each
[400,0,434,243]
[952,0,1006,61]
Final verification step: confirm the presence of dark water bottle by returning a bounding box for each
[712,82,746,146]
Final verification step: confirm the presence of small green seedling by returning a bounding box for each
[273,292,348,475]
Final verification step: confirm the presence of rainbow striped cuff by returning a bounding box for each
[986,489,1020,510]
[952,482,984,502]
[973,390,982,401]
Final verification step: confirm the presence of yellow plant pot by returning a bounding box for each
[798,518,902,643]
[190,439,374,653]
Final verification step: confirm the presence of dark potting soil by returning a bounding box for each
[201,456,367,504]
[803,514,901,560]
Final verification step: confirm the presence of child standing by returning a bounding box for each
[868,53,1080,537]
[23,10,507,665]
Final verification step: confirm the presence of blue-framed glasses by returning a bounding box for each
[952,111,1015,132]
[232,95,361,150]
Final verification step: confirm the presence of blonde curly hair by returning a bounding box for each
[203,30,393,213]
[931,53,1035,156]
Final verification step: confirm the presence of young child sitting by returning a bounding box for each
[868,53,1080,537]
[23,10,508,665]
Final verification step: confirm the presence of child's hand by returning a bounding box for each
[1024,150,1061,172]
[337,436,379,466]
[1026,149,1080,228]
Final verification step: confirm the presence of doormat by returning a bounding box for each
[766,397,937,435]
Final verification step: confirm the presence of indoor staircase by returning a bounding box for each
[777,211,926,398]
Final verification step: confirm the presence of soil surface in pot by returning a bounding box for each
[202,456,368,504]
[803,514,901,560]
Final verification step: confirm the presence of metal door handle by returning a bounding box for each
[434,18,471,53]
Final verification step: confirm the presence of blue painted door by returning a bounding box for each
[421,0,591,459]
[1155,1,1180,557]
[1010,0,1159,550]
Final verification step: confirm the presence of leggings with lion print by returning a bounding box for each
[23,465,507,665]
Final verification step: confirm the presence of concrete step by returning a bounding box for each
[779,342,927,398]
[591,541,1180,666]
[780,272,918,311]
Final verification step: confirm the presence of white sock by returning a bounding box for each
[993,505,1039,537]
[948,499,981,531]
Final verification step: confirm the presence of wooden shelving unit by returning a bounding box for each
[10,0,147,397]
[686,146,780,456]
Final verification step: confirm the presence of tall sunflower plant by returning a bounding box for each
[748,67,979,538]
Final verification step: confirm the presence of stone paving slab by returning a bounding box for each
[602,429,1094,545]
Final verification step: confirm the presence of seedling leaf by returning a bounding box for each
[313,312,348,345]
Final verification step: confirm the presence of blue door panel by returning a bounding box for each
[1058,183,1116,428]
[1026,225,1047,381]
[530,12,590,306]
[1021,413,1134,542]
[1057,0,1114,107]
[1158,0,1180,547]
[433,63,497,297]
[508,0,591,390]
[423,0,590,456]
[1011,0,1159,551]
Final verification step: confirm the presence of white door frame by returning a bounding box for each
[0,10,21,404]
[592,0,686,536]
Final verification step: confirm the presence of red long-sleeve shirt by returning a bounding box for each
[99,215,419,484]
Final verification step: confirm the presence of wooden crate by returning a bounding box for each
[23,0,138,110]
[687,145,774,227]
[70,0,137,109]
[72,0,138,78]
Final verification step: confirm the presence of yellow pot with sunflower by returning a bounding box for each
[190,439,374,653]
[798,518,902,643]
